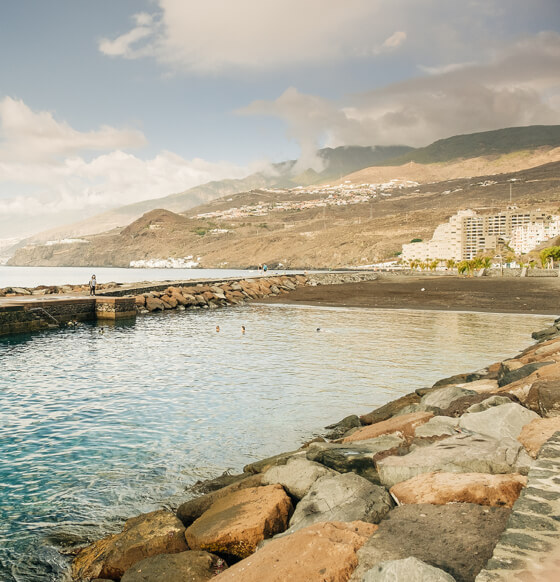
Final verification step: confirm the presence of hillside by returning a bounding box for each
[9,161,560,269]
[380,125,560,165]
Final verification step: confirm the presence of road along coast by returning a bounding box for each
[67,316,560,582]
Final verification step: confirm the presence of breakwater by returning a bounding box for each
[67,317,560,582]
[0,272,378,336]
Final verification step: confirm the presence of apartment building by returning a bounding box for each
[510,218,560,254]
[401,208,551,262]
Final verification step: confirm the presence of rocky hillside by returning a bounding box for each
[9,161,560,269]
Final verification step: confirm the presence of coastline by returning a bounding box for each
[259,274,560,315]
[66,299,560,582]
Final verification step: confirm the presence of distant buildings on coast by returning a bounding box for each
[401,208,560,262]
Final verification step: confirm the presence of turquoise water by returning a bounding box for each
[0,304,551,581]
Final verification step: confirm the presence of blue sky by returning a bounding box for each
[0,0,559,240]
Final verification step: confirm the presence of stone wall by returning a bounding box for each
[476,432,560,581]
[95,297,137,320]
[0,305,52,335]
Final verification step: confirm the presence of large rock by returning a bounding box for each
[389,472,526,508]
[377,434,533,488]
[465,395,513,413]
[213,521,377,582]
[262,457,337,499]
[72,510,188,580]
[439,393,518,417]
[324,414,362,439]
[517,417,560,458]
[455,379,500,394]
[243,449,303,474]
[421,386,477,410]
[184,485,292,559]
[121,550,226,581]
[414,416,459,438]
[306,434,405,483]
[498,361,554,387]
[360,393,421,425]
[145,296,165,311]
[458,403,539,441]
[362,557,456,582]
[342,412,434,444]
[349,504,511,582]
[177,474,263,526]
[288,472,392,533]
[525,378,560,417]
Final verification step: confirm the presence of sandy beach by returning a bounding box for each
[260,274,560,315]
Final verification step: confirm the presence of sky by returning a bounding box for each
[0,0,559,241]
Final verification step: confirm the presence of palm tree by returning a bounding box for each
[457,260,469,276]
[446,259,456,271]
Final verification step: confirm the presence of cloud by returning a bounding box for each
[382,31,407,50]
[0,99,251,238]
[240,32,560,150]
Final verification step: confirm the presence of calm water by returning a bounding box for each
[0,304,551,581]
[0,266,298,288]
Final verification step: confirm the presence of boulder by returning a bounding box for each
[497,361,554,387]
[145,297,165,311]
[343,412,434,444]
[414,416,459,438]
[428,371,485,391]
[121,550,226,581]
[324,414,362,439]
[243,449,303,474]
[134,295,146,307]
[518,338,560,364]
[72,510,188,581]
[349,504,511,582]
[262,457,337,499]
[288,472,392,533]
[161,295,178,309]
[213,521,377,582]
[465,395,513,413]
[377,434,533,488]
[177,474,263,527]
[455,379,500,394]
[362,557,456,582]
[389,472,526,508]
[184,485,292,559]
[359,393,421,425]
[421,386,477,410]
[525,378,560,417]
[458,402,539,441]
[306,434,405,483]
[517,417,560,458]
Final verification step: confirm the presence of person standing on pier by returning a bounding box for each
[89,274,97,296]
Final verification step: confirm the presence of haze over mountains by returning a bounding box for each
[7,125,560,268]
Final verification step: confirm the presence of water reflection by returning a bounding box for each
[0,304,551,581]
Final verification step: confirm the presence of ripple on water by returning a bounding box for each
[0,304,551,581]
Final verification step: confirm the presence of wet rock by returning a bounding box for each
[349,504,511,582]
[184,485,292,559]
[362,556,456,582]
[421,386,478,410]
[343,412,434,444]
[498,361,554,387]
[377,434,533,488]
[121,550,225,581]
[389,472,526,508]
[517,417,560,458]
[72,510,188,581]
[145,296,165,311]
[466,395,513,413]
[458,402,539,441]
[324,414,362,439]
[243,449,303,474]
[213,521,376,582]
[288,472,392,533]
[177,474,263,527]
[359,393,421,425]
[262,457,337,499]
[306,435,405,483]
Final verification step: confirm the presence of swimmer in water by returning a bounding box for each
[242,325,246,334]
[216,325,220,332]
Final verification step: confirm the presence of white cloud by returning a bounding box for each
[241,32,560,149]
[382,31,407,50]
[0,99,251,238]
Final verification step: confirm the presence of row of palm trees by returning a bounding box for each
[403,256,494,275]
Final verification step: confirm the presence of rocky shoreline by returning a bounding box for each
[64,315,560,582]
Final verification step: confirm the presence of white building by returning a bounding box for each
[510,217,560,254]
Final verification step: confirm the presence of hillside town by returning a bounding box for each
[193,179,419,221]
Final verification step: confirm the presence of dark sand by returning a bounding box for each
[261,275,560,315]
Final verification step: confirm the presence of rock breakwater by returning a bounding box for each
[67,317,560,581]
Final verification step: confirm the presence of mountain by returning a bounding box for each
[17,145,412,248]
[380,125,560,165]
